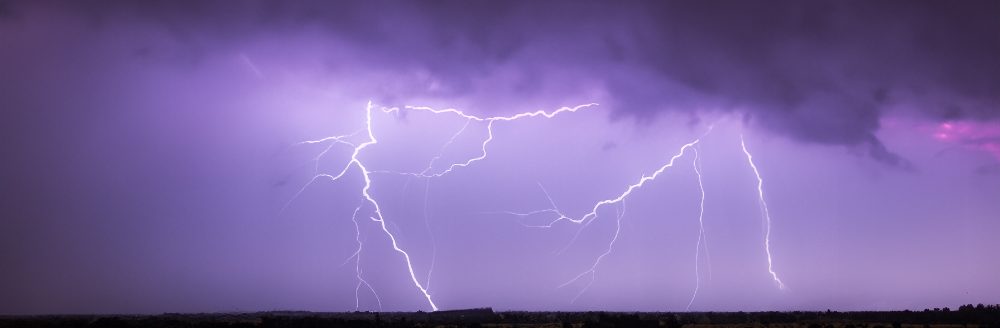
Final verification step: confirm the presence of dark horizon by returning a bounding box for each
[4,306,1000,328]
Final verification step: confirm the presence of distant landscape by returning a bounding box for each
[3,305,999,328]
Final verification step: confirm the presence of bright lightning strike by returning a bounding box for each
[375,102,598,296]
[740,134,786,290]
[505,128,786,304]
[521,139,703,228]
[290,100,786,310]
[293,102,438,311]
[507,138,704,300]
[291,101,598,311]
[377,103,598,178]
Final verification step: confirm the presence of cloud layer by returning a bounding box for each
[3,0,998,164]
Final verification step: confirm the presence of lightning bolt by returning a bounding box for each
[290,100,785,310]
[686,147,710,310]
[421,179,437,292]
[408,118,470,292]
[560,200,626,303]
[292,102,438,311]
[290,101,597,311]
[520,139,703,228]
[740,134,786,290]
[377,103,597,297]
[343,206,383,311]
[506,128,786,304]
[507,138,704,301]
[376,103,598,178]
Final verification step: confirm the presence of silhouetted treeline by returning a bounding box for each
[2,306,999,328]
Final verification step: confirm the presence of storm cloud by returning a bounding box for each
[4,0,997,166]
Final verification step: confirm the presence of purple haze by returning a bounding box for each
[1,0,998,314]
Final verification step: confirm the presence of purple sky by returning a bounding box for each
[1,0,999,314]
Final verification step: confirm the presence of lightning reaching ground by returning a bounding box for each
[741,134,786,290]
[502,128,788,304]
[290,101,599,311]
[373,102,598,294]
[289,99,789,310]
[295,102,439,311]
[687,147,710,311]
[408,117,470,292]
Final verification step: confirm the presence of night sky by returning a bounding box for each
[1,0,999,314]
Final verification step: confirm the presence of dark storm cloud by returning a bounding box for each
[6,0,1000,166]
[0,1,11,19]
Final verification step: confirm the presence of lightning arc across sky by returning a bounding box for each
[513,137,705,303]
[289,101,786,311]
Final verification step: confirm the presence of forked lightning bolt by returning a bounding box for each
[345,206,382,311]
[377,103,598,178]
[506,130,786,304]
[410,118,470,293]
[557,140,700,299]
[741,134,785,290]
[374,102,597,294]
[290,100,786,309]
[508,138,705,301]
[292,102,438,311]
[517,139,704,228]
[290,101,597,311]
[561,200,626,304]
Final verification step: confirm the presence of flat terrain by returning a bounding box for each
[2,307,998,328]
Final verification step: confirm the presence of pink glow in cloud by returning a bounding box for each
[931,121,1000,161]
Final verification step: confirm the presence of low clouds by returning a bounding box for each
[4,0,998,166]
